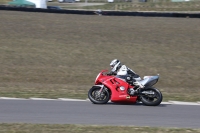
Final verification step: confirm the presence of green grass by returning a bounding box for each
[0,124,200,133]
[0,11,200,101]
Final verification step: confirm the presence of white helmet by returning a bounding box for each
[110,59,121,72]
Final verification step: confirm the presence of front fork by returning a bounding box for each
[99,85,104,92]
[93,85,105,97]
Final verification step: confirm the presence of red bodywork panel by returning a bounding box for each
[95,70,138,103]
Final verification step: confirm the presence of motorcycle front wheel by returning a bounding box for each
[140,87,163,106]
[88,86,110,104]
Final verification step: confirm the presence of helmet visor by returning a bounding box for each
[110,64,114,69]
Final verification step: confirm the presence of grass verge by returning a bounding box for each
[0,11,199,101]
[0,124,200,133]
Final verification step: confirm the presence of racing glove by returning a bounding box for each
[107,71,114,76]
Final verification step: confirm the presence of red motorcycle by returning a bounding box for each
[88,70,162,106]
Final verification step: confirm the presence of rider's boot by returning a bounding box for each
[128,81,144,96]
[133,81,144,89]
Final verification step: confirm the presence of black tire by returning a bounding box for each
[140,87,162,106]
[88,86,110,104]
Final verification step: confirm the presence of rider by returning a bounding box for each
[107,59,144,95]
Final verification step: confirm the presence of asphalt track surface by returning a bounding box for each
[0,99,200,128]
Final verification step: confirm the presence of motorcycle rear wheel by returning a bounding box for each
[88,86,110,104]
[140,87,162,106]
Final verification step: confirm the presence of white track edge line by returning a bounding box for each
[168,101,200,105]
[29,98,57,100]
[58,98,86,101]
[0,97,26,100]
[0,97,200,105]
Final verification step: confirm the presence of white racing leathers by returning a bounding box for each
[115,65,141,81]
